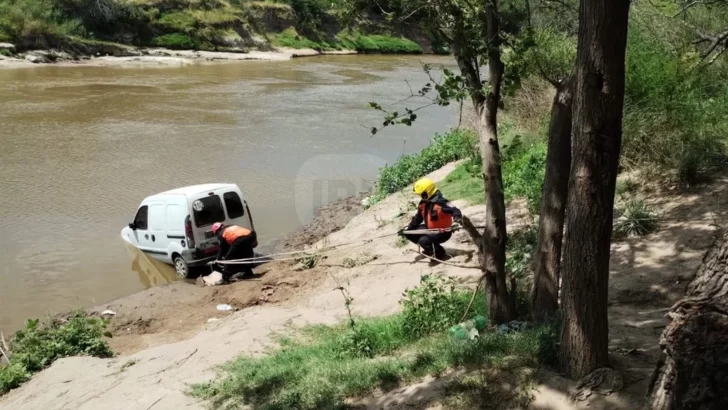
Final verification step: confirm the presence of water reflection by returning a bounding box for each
[125,244,178,289]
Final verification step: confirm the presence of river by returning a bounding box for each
[0,55,457,334]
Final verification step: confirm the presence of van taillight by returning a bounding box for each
[185,215,195,248]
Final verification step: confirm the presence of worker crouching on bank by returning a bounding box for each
[399,178,462,264]
[212,222,256,283]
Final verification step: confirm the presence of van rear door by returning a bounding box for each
[189,193,226,255]
[221,190,251,230]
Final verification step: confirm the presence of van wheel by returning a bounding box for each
[173,256,190,279]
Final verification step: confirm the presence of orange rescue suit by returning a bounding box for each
[222,226,252,244]
[418,203,453,229]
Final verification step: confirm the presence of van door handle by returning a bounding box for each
[151,235,156,242]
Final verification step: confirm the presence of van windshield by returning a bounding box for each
[193,195,226,228]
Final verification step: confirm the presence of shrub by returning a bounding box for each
[0,312,113,395]
[501,139,547,215]
[400,275,486,339]
[613,198,659,239]
[505,226,538,280]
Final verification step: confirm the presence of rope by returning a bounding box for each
[216,227,462,266]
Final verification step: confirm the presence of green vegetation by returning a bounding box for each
[613,197,660,239]
[0,0,429,54]
[370,129,478,204]
[192,275,558,410]
[271,27,422,53]
[0,312,113,395]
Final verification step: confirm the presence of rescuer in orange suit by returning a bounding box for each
[212,222,255,282]
[398,178,462,263]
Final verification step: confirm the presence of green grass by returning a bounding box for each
[0,312,113,395]
[152,33,198,49]
[370,129,478,205]
[192,276,558,410]
[438,160,485,204]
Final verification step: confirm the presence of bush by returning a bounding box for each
[400,275,485,339]
[0,312,113,395]
[371,129,477,204]
[501,138,547,215]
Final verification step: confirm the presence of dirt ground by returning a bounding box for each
[2,163,726,410]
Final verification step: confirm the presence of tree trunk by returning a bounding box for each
[559,0,631,378]
[477,0,516,324]
[531,75,574,321]
[645,231,728,410]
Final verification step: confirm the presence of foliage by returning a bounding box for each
[370,129,477,204]
[501,139,547,215]
[295,251,323,269]
[613,198,660,239]
[156,11,196,32]
[270,27,421,53]
[621,13,728,183]
[400,275,486,339]
[192,276,556,410]
[152,33,198,49]
[0,312,113,395]
[505,226,538,280]
[336,30,421,54]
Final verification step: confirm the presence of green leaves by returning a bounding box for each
[0,311,113,395]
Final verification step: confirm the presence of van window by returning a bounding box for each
[223,192,245,219]
[134,206,148,230]
[193,195,225,227]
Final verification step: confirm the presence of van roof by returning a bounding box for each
[156,183,237,197]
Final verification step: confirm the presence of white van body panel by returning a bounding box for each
[121,183,256,275]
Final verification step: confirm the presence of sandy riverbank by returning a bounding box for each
[3,161,727,409]
[0,47,359,69]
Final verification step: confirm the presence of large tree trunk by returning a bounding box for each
[645,231,728,410]
[478,0,516,324]
[531,75,574,321]
[559,0,631,378]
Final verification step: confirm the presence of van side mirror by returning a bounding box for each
[128,222,136,230]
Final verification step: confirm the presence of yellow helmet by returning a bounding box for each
[413,178,437,199]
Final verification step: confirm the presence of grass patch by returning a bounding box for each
[0,312,113,395]
[192,275,557,409]
[438,160,484,204]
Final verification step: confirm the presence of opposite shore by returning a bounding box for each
[0,46,361,69]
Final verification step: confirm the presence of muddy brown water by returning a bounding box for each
[0,55,457,334]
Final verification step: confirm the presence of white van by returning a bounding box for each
[120,183,257,278]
